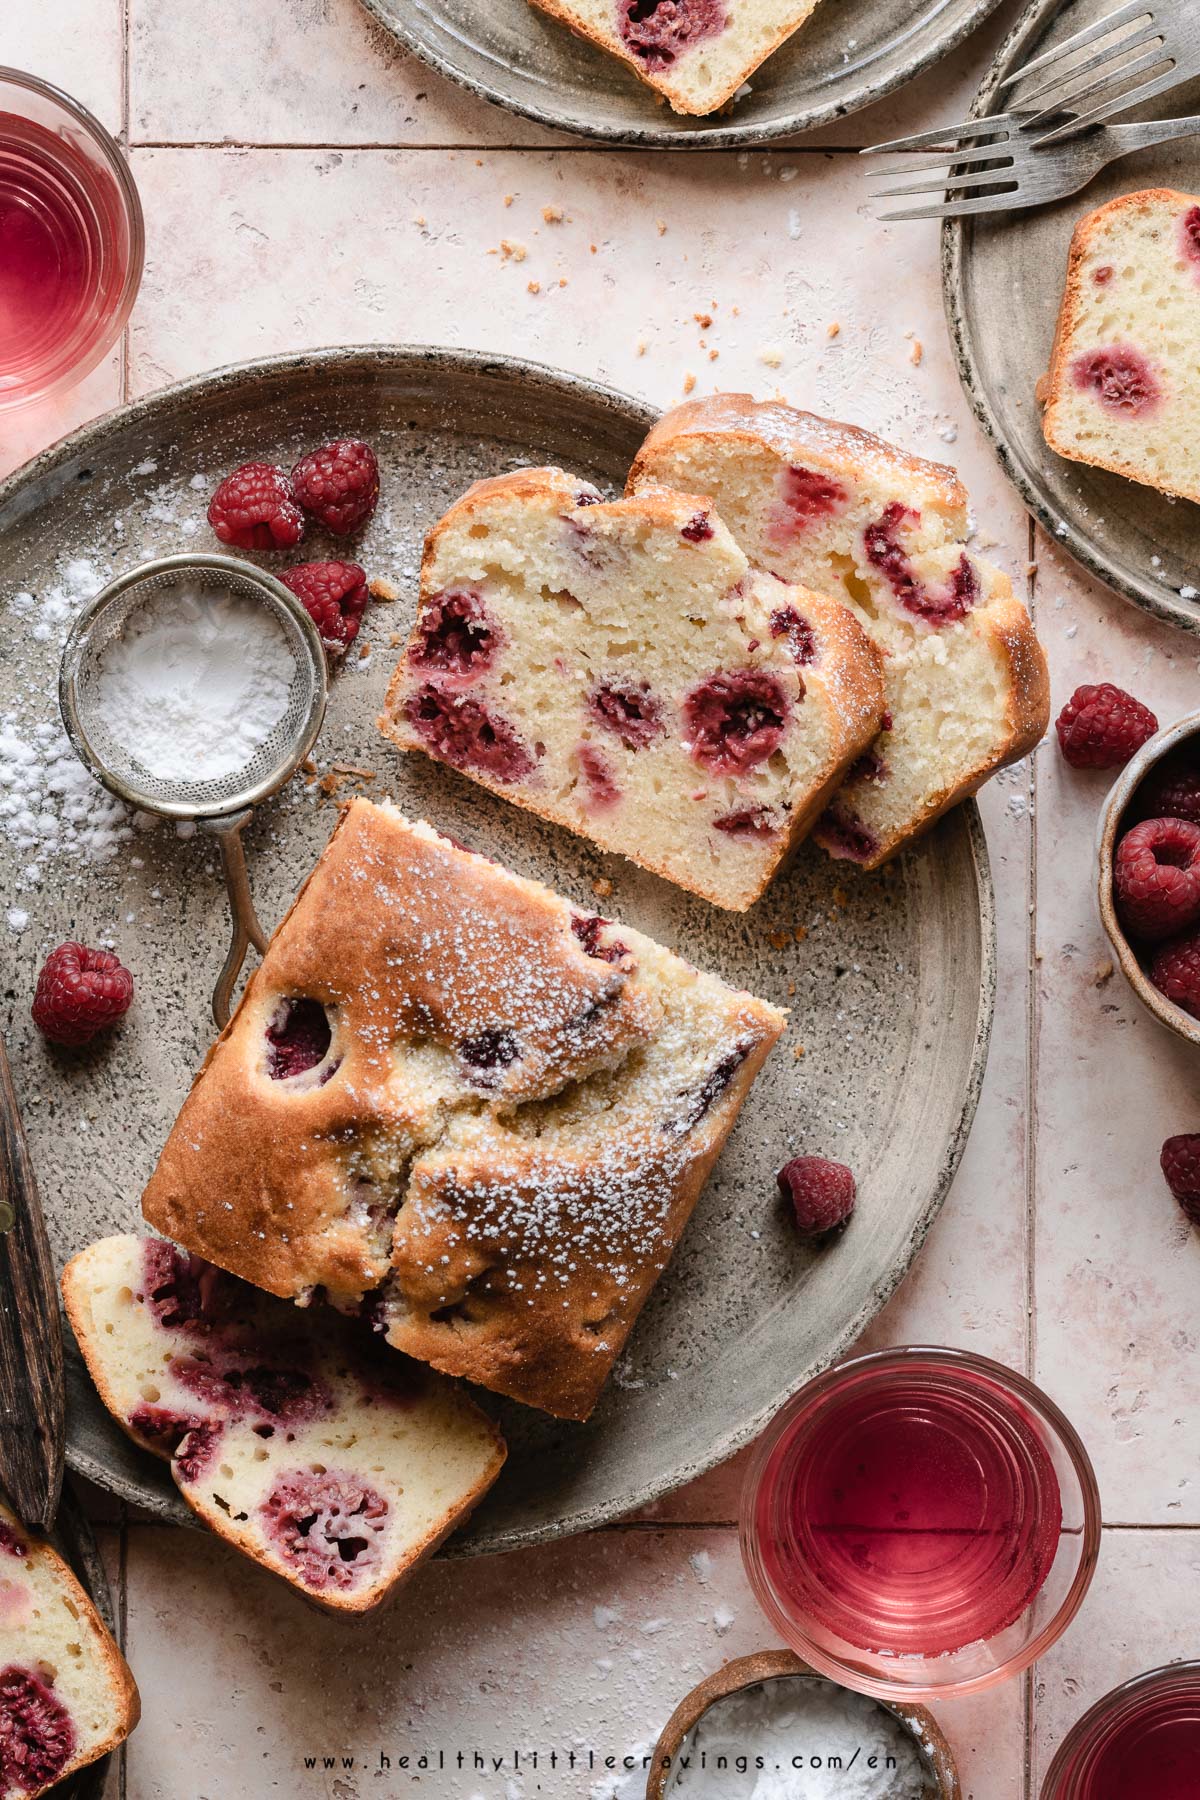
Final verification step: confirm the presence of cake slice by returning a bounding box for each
[527,0,823,116]
[0,1499,138,1799]
[628,395,1050,868]
[378,468,884,911]
[62,1235,506,1614]
[141,800,785,1420]
[1042,189,1200,505]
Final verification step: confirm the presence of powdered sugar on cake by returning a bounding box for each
[141,801,785,1420]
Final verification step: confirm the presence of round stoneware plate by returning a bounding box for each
[945,0,1200,633]
[0,347,994,1554]
[360,0,1006,146]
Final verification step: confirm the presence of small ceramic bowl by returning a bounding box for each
[1096,709,1200,1049]
[644,1650,959,1799]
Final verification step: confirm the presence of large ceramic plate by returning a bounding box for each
[362,0,1007,146]
[945,0,1200,633]
[0,347,993,1555]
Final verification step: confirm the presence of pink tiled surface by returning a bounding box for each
[4,2,1199,1795]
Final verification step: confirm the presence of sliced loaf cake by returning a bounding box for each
[0,1500,138,1800]
[526,0,823,116]
[378,469,884,910]
[63,1235,506,1614]
[628,395,1049,867]
[1043,188,1200,505]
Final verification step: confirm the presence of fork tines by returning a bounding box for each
[999,2,1180,144]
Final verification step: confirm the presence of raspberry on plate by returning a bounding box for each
[291,439,380,537]
[1056,682,1158,769]
[1150,929,1200,1019]
[1113,817,1200,941]
[777,1156,856,1238]
[278,561,369,654]
[32,943,134,1047]
[1161,1133,1200,1227]
[208,462,305,552]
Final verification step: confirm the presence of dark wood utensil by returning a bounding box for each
[0,1034,64,1528]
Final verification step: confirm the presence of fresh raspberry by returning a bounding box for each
[207,462,305,552]
[278,561,369,653]
[777,1156,856,1238]
[1150,930,1200,1019]
[1056,683,1158,769]
[1134,762,1200,827]
[1113,818,1200,941]
[1161,1134,1200,1226]
[291,438,380,536]
[32,943,133,1047]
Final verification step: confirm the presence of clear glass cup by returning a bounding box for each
[740,1346,1102,1701]
[0,67,143,411]
[1042,1663,1200,1798]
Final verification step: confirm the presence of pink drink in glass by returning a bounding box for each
[1043,1665,1200,1799]
[0,72,141,410]
[742,1348,1101,1699]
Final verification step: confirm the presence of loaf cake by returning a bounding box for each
[62,1235,506,1614]
[526,0,823,116]
[1042,189,1200,505]
[0,1499,138,1799]
[378,468,884,910]
[141,800,785,1420]
[629,395,1050,868]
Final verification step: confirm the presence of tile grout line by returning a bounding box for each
[117,1502,129,1800]
[1023,510,1041,1800]
[120,0,131,406]
[126,138,878,155]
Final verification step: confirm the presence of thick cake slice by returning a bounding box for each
[142,800,785,1420]
[378,468,884,911]
[1042,188,1200,505]
[62,1235,505,1615]
[527,0,823,116]
[629,395,1049,868]
[0,1500,138,1799]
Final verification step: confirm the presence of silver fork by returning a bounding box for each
[999,0,1200,144]
[863,110,1200,222]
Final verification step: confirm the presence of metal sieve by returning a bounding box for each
[59,553,328,1029]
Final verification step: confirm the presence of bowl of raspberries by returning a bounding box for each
[1084,696,1200,1048]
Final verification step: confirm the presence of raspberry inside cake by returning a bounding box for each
[141,800,785,1420]
[0,1500,138,1800]
[379,468,884,911]
[1042,188,1200,505]
[526,0,824,115]
[628,396,1049,868]
[62,1235,505,1614]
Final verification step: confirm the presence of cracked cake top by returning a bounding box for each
[142,799,785,1419]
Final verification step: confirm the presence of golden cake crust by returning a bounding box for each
[142,801,785,1419]
[379,466,885,911]
[1042,188,1200,504]
[631,395,1050,869]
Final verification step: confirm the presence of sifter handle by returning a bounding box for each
[203,811,270,1030]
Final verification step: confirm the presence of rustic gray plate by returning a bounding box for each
[945,0,1200,633]
[361,0,1006,146]
[0,346,993,1556]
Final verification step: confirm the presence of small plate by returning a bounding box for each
[362,0,1007,146]
[945,0,1200,633]
[0,346,993,1555]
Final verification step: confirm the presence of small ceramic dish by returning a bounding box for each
[645,1649,959,1799]
[1096,709,1200,1050]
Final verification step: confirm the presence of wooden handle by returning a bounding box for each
[0,1035,65,1529]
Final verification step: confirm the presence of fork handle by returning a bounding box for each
[1110,115,1200,152]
